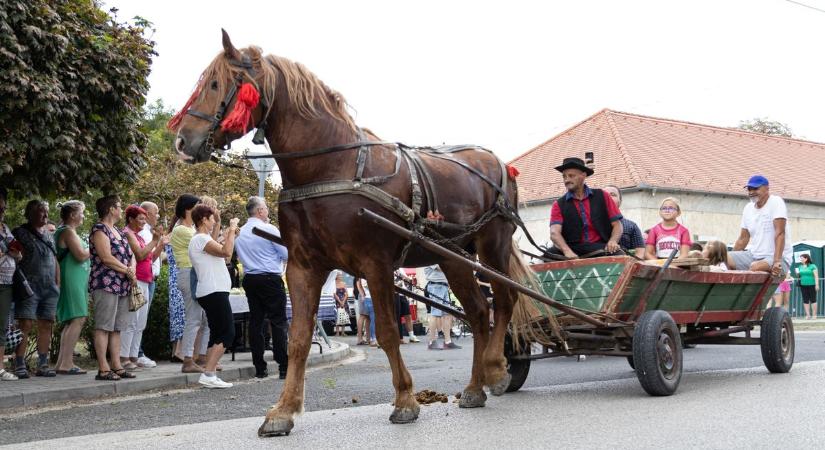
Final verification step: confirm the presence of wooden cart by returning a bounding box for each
[503,255,794,395]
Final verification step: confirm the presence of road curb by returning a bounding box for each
[1,341,351,409]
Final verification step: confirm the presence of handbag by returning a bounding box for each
[336,307,350,325]
[128,283,146,312]
[5,320,22,353]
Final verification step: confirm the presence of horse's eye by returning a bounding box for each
[210,80,218,90]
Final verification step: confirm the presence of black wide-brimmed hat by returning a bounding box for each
[554,157,594,176]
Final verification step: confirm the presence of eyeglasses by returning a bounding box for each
[660,206,678,212]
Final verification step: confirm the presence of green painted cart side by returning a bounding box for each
[531,256,778,325]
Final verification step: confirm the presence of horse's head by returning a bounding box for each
[168,30,268,163]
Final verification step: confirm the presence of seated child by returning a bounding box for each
[645,197,692,260]
[703,240,729,271]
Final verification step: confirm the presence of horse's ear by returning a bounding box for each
[221,28,241,60]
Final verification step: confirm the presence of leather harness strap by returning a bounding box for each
[276,130,552,265]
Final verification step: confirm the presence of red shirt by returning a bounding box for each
[550,186,623,244]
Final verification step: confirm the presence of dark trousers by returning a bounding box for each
[196,291,235,348]
[242,273,288,373]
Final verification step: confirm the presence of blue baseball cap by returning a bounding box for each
[745,175,769,189]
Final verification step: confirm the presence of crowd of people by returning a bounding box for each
[0,190,289,387]
[0,156,815,382]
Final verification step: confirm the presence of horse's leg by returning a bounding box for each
[439,259,490,408]
[259,264,327,437]
[369,271,420,424]
[477,231,516,396]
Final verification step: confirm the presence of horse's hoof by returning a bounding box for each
[488,373,512,397]
[458,389,487,408]
[258,417,294,437]
[389,405,420,424]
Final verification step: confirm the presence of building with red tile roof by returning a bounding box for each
[509,109,825,249]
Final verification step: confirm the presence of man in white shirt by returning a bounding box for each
[729,175,792,276]
[136,201,168,368]
[234,196,289,379]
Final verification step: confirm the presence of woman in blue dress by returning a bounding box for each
[166,243,185,361]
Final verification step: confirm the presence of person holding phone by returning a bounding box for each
[188,205,239,389]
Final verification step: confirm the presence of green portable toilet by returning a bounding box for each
[790,241,825,318]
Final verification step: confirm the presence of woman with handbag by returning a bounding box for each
[89,195,137,381]
[53,201,91,375]
[0,188,22,381]
[333,272,348,337]
[188,205,238,389]
[120,205,161,371]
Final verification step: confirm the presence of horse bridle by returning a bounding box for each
[185,54,262,159]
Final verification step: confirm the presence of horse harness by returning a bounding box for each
[275,129,532,267]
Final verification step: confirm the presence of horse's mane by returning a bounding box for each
[192,46,356,131]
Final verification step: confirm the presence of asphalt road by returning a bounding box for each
[10,360,825,449]
[2,331,824,445]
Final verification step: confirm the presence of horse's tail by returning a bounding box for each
[507,239,558,351]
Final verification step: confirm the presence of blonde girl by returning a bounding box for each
[645,197,692,260]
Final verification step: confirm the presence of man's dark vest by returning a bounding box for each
[559,189,612,245]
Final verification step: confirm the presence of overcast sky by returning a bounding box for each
[110,0,825,163]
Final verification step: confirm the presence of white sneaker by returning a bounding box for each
[198,374,233,389]
[0,369,19,381]
[136,356,157,368]
[408,334,421,343]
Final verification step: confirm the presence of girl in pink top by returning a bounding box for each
[645,197,692,260]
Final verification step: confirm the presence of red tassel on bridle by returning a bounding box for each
[221,82,260,134]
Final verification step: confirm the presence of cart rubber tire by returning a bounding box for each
[626,355,635,370]
[760,306,794,373]
[632,310,682,396]
[504,333,531,393]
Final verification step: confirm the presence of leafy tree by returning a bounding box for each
[737,118,793,137]
[0,1,156,197]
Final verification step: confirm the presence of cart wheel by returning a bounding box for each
[760,307,794,373]
[626,355,635,370]
[632,310,682,396]
[504,333,531,393]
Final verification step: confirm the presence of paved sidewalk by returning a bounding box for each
[0,340,350,409]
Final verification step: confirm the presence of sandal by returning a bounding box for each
[14,367,30,379]
[95,370,120,381]
[112,368,136,379]
[35,366,57,377]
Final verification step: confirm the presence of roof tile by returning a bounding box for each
[510,109,825,203]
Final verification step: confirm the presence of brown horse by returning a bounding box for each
[171,30,534,437]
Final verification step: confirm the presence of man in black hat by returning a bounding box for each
[548,157,623,258]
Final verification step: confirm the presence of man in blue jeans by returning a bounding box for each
[234,196,289,379]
